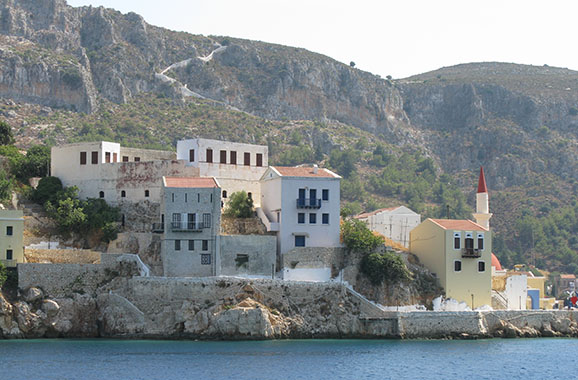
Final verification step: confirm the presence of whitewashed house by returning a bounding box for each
[355,206,420,247]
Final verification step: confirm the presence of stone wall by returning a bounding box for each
[18,254,142,297]
[25,248,101,264]
[218,235,276,277]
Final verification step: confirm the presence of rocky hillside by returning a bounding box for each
[1,1,578,271]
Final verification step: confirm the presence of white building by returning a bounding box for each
[259,166,342,263]
[177,138,268,207]
[355,206,420,247]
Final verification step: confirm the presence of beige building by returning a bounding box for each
[0,210,24,267]
[410,168,493,308]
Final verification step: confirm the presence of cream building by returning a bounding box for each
[0,210,24,267]
[410,168,493,308]
[176,138,268,207]
[355,206,420,247]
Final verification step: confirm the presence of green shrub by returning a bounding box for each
[224,191,254,218]
[361,251,411,285]
[33,176,63,205]
[0,169,12,202]
[0,262,6,288]
[0,121,14,145]
[341,219,384,253]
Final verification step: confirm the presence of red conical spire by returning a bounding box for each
[477,167,488,193]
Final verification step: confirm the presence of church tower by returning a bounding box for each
[473,167,492,230]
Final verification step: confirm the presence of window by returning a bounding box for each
[230,151,237,165]
[478,261,486,272]
[198,193,200,202]
[203,213,212,227]
[454,260,462,272]
[188,240,195,251]
[244,152,250,166]
[189,149,195,162]
[172,213,181,229]
[145,190,150,198]
[454,232,461,250]
[309,189,317,206]
[105,152,111,163]
[322,213,329,224]
[6,226,13,236]
[477,233,484,250]
[201,254,211,265]
[99,191,104,198]
[6,249,13,260]
[91,151,98,164]
[322,189,329,201]
[206,149,213,163]
[80,151,87,165]
[113,153,118,162]
[122,156,129,162]
[220,150,227,164]
[256,153,263,167]
[134,157,140,162]
[121,214,125,227]
[247,192,252,200]
[309,213,316,224]
[298,213,305,224]
[185,193,188,203]
[210,194,213,203]
[235,254,249,269]
[171,193,175,202]
[295,235,306,247]
[222,190,227,199]
[121,190,126,198]
[175,240,181,251]
[202,240,209,251]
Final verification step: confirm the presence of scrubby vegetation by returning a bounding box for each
[224,191,254,218]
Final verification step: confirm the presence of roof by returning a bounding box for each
[560,274,576,279]
[271,166,339,178]
[164,177,219,188]
[355,207,402,219]
[477,167,488,193]
[429,218,488,231]
[491,253,503,271]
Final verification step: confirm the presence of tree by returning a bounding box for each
[224,191,254,218]
[18,145,50,179]
[33,176,63,205]
[350,61,356,68]
[0,121,14,146]
[341,219,384,253]
[0,169,12,202]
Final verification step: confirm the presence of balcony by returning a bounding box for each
[170,221,205,232]
[0,259,17,267]
[461,247,482,258]
[152,223,165,233]
[296,198,322,209]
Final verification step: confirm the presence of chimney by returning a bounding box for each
[313,164,318,174]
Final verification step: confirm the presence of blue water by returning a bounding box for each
[0,338,570,380]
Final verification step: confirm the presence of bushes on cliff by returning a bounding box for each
[224,191,254,218]
[341,219,384,253]
[0,121,14,146]
[33,176,63,204]
[0,262,6,288]
[361,251,412,285]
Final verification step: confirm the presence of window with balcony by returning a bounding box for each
[6,226,13,236]
[298,213,305,224]
[220,150,227,164]
[206,149,213,163]
[80,151,87,165]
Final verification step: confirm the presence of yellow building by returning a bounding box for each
[410,218,492,308]
[0,210,24,267]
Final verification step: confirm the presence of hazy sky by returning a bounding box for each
[66,0,577,79]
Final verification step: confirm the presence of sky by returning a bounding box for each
[66,0,578,79]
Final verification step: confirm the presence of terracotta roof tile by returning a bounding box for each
[560,274,576,279]
[272,166,338,178]
[429,218,488,231]
[164,177,218,188]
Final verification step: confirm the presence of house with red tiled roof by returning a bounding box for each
[354,206,420,248]
[409,168,492,308]
[259,165,342,280]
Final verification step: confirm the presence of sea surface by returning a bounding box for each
[0,338,570,380]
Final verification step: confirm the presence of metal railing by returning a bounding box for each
[152,223,165,233]
[461,247,482,258]
[296,198,322,209]
[170,221,205,232]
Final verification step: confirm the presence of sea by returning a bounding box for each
[0,338,569,380]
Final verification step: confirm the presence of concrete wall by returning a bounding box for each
[161,184,221,277]
[0,210,24,267]
[218,235,276,277]
[282,247,345,281]
[119,147,175,162]
[504,275,528,310]
[359,207,421,248]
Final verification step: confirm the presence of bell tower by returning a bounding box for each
[473,167,492,230]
